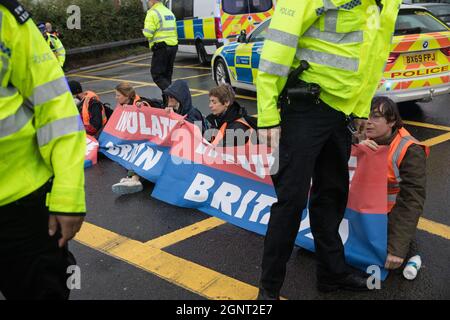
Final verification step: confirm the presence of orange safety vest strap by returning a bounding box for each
[211,118,252,146]
[81,91,107,132]
[387,127,429,212]
[211,122,228,146]
[133,94,141,106]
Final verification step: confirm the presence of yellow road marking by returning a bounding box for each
[145,217,226,249]
[125,62,211,70]
[418,218,450,240]
[69,73,205,96]
[75,55,152,75]
[192,92,208,97]
[93,73,210,96]
[69,73,150,86]
[404,120,450,132]
[236,94,257,101]
[75,222,259,300]
[421,132,450,147]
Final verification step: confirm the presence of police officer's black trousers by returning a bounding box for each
[261,99,352,295]
[151,44,178,92]
[0,181,75,300]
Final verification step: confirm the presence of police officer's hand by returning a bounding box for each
[354,118,368,141]
[259,126,281,150]
[385,253,404,270]
[48,215,85,248]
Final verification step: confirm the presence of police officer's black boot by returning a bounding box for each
[256,288,280,300]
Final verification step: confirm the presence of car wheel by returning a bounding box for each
[196,41,209,65]
[214,59,231,86]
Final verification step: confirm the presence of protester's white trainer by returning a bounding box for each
[112,177,143,195]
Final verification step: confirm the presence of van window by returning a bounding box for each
[222,0,272,15]
[172,0,194,20]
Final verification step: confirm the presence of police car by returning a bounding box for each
[211,5,450,103]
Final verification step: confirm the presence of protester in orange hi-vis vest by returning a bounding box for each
[205,84,256,147]
[360,97,429,271]
[68,80,107,137]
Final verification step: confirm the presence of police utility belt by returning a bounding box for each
[280,60,321,105]
[280,61,358,134]
[152,41,168,52]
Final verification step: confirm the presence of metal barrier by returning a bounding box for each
[67,38,147,55]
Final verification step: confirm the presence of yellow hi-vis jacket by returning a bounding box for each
[45,32,66,67]
[0,3,86,214]
[256,0,402,128]
[142,2,178,49]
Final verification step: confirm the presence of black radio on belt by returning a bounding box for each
[281,60,321,104]
[152,41,167,52]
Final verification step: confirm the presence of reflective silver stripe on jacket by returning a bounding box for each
[152,8,163,29]
[388,193,398,203]
[296,48,359,72]
[258,59,291,77]
[303,26,363,44]
[391,136,414,184]
[0,101,33,138]
[29,77,69,106]
[265,28,299,48]
[0,86,18,97]
[37,115,84,147]
[325,10,338,32]
[143,28,155,35]
[149,36,172,45]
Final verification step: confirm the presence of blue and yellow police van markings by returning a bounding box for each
[177,18,216,41]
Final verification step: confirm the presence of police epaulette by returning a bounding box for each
[0,0,31,24]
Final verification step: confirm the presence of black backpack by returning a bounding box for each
[242,115,258,130]
[103,102,114,120]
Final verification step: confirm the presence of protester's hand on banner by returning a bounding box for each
[259,126,281,150]
[177,115,188,127]
[385,253,404,269]
[360,139,379,151]
[165,107,174,115]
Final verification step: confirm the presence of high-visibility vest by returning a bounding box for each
[142,2,178,49]
[81,91,107,135]
[45,32,66,67]
[256,0,402,128]
[211,118,252,146]
[387,127,430,212]
[132,94,141,106]
[0,3,86,213]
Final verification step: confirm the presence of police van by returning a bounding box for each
[164,0,275,64]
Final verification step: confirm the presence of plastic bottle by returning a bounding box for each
[403,255,422,280]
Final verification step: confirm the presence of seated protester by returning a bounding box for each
[115,82,141,107]
[68,80,107,137]
[163,80,206,133]
[115,81,163,109]
[360,97,429,271]
[112,80,205,196]
[112,82,148,195]
[205,84,253,147]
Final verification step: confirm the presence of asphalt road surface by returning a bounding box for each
[3,51,450,301]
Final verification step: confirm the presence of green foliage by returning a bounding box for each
[21,0,146,49]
